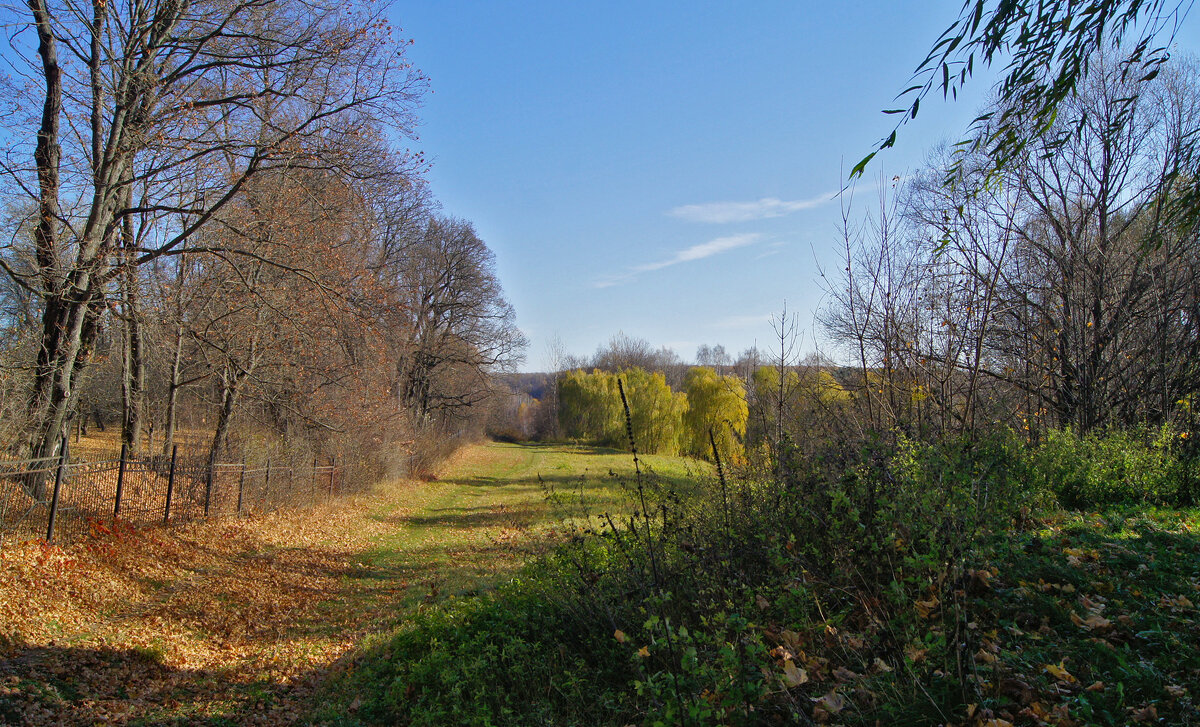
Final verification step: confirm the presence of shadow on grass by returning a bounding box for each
[442,468,620,489]
[0,643,320,726]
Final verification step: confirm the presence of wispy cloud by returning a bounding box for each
[754,240,788,261]
[667,191,839,224]
[596,233,761,288]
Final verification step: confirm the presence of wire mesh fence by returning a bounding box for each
[0,438,343,547]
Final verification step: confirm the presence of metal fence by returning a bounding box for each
[0,438,342,546]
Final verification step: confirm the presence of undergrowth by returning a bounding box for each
[318,421,1200,726]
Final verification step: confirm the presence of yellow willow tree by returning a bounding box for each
[557,368,687,454]
[620,367,688,456]
[558,369,623,446]
[0,0,423,493]
[683,366,748,462]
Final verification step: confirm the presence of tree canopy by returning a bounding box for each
[860,0,1191,191]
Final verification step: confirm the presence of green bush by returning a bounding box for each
[1029,426,1197,507]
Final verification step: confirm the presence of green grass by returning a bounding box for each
[344,441,706,605]
[310,440,708,725]
[311,440,1200,726]
[960,508,1200,726]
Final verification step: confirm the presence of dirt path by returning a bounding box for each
[0,441,646,725]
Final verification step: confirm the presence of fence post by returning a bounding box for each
[204,460,214,518]
[328,457,336,498]
[45,435,69,544]
[312,458,321,503]
[113,442,128,519]
[264,459,272,507]
[164,444,178,525]
[237,463,246,514]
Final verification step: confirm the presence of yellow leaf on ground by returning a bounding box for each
[914,596,939,618]
[1044,662,1077,683]
[613,629,626,643]
[782,659,808,687]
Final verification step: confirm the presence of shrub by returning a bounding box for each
[1030,426,1198,507]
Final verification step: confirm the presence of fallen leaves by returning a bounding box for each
[904,644,929,664]
[0,478,438,725]
[1063,546,1100,567]
[1043,662,1077,684]
[1069,610,1112,631]
[1130,703,1159,723]
[1161,594,1194,610]
[811,690,845,723]
[914,595,939,619]
[781,659,808,687]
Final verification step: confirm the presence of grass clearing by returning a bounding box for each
[315,440,1200,727]
[0,440,694,725]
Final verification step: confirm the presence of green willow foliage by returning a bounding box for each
[558,367,748,459]
[558,368,687,454]
[621,368,689,456]
[558,369,623,447]
[682,367,748,462]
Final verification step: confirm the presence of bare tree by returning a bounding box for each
[826,55,1200,439]
[393,217,526,426]
[0,0,423,492]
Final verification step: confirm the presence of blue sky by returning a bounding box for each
[390,2,1200,371]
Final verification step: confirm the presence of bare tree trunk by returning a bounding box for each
[209,368,246,471]
[120,192,147,455]
[20,0,115,493]
[162,322,185,456]
[23,285,107,495]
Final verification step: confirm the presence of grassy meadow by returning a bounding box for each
[0,440,703,725]
[4,437,1198,726]
[316,437,1200,727]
